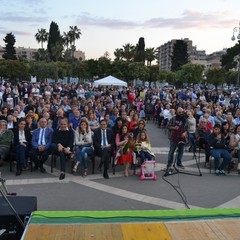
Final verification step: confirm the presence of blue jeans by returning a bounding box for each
[188,133,196,147]
[139,151,153,164]
[210,148,232,171]
[167,141,185,166]
[15,144,30,171]
[75,146,93,169]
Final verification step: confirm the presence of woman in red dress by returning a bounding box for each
[115,125,134,176]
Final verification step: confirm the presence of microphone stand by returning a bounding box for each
[164,142,202,177]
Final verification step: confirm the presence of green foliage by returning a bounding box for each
[148,65,159,82]
[135,37,145,62]
[221,41,240,70]
[145,48,157,66]
[35,28,48,49]
[225,70,238,85]
[171,40,189,72]
[121,43,136,62]
[0,59,30,81]
[3,32,17,60]
[98,57,112,78]
[180,63,205,84]
[206,68,226,87]
[128,62,149,81]
[47,21,62,61]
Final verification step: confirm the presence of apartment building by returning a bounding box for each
[0,46,85,61]
[157,38,207,71]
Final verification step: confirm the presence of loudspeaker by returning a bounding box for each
[0,196,37,240]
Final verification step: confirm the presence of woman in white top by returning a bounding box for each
[73,118,93,176]
[229,125,240,172]
[186,110,196,152]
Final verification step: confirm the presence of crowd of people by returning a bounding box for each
[0,81,155,180]
[0,81,240,179]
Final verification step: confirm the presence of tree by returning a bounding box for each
[114,48,123,61]
[35,28,48,49]
[145,47,157,66]
[148,65,159,82]
[206,68,225,88]
[98,56,112,78]
[135,37,145,62]
[128,62,149,82]
[221,41,240,71]
[122,43,135,62]
[3,32,17,60]
[180,63,205,84]
[47,21,62,61]
[35,48,49,61]
[68,25,81,46]
[171,40,188,72]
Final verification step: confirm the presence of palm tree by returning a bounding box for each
[51,42,63,61]
[63,31,71,50]
[114,48,123,61]
[35,28,48,49]
[145,47,157,66]
[69,25,81,46]
[122,43,135,62]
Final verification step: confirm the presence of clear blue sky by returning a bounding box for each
[0,0,239,59]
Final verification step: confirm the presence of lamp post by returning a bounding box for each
[231,22,240,85]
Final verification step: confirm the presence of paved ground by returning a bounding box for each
[1,121,240,211]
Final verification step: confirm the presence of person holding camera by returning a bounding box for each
[166,107,187,169]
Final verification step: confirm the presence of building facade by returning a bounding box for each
[0,46,85,61]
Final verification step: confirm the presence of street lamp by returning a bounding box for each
[231,22,240,85]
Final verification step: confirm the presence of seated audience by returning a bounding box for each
[51,118,74,180]
[30,117,53,173]
[115,125,134,176]
[229,125,240,172]
[93,119,115,179]
[13,119,32,176]
[0,120,13,166]
[73,118,93,176]
[136,130,155,164]
[209,124,232,175]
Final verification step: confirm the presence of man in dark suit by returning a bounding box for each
[93,119,115,179]
[51,118,74,180]
[30,118,53,173]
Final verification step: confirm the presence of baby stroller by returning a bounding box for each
[138,160,157,180]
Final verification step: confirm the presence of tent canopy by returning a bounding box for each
[93,75,127,87]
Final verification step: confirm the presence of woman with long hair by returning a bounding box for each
[115,124,134,176]
[136,130,155,164]
[229,124,240,173]
[13,118,32,176]
[73,118,93,176]
[87,109,99,132]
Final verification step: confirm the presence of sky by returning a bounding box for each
[0,0,240,60]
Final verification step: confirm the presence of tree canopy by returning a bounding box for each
[171,40,189,72]
[3,32,17,60]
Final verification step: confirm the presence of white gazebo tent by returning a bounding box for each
[93,75,127,87]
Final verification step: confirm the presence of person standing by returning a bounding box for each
[166,107,187,169]
[93,119,115,179]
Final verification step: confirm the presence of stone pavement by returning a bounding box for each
[0,122,240,211]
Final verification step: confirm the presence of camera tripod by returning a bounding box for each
[164,143,202,177]
[0,173,25,232]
